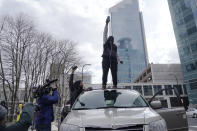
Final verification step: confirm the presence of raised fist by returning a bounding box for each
[106,16,110,24]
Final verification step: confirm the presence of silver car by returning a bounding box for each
[60,89,169,131]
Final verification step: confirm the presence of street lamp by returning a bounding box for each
[82,64,91,82]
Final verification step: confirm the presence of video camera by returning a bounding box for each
[32,79,58,98]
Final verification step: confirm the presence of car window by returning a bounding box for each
[73,90,148,110]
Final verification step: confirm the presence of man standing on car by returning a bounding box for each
[102,16,123,89]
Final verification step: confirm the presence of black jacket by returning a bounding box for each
[102,42,118,60]
[69,74,83,107]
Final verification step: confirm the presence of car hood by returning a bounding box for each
[63,107,161,127]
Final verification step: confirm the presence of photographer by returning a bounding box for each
[35,82,59,131]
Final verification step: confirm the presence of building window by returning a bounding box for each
[143,85,153,96]
[173,85,183,95]
[183,46,190,54]
[153,85,163,95]
[189,79,197,90]
[187,26,197,35]
[171,0,179,6]
[183,84,187,95]
[181,2,187,11]
[184,14,194,23]
[186,63,197,72]
[125,86,131,89]
[133,86,142,94]
[191,43,197,52]
[164,85,173,95]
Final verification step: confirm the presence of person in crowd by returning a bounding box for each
[69,66,84,107]
[35,82,59,131]
[0,103,34,131]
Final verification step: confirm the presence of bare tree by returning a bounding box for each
[22,32,54,102]
[0,13,82,121]
[0,14,35,120]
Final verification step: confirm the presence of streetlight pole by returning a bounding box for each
[82,64,91,82]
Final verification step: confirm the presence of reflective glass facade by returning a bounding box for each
[109,0,148,83]
[168,0,197,104]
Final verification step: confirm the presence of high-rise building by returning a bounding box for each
[168,0,197,106]
[109,0,149,83]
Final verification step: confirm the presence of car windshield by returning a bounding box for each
[73,89,148,110]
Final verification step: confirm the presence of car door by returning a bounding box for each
[149,88,188,131]
[156,107,188,131]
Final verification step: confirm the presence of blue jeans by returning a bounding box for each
[36,124,51,131]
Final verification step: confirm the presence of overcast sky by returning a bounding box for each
[0,0,180,84]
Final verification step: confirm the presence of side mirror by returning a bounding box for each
[150,101,162,109]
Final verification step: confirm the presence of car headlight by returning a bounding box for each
[60,124,80,131]
[149,119,167,131]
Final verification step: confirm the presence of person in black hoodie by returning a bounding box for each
[69,66,85,107]
[102,16,123,89]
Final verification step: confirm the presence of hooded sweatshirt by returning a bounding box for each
[69,74,83,107]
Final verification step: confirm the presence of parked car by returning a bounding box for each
[60,88,188,131]
[186,108,197,118]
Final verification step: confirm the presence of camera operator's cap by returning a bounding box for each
[0,105,7,120]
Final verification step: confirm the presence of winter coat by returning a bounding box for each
[35,90,58,125]
[6,103,34,131]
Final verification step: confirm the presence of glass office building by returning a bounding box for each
[168,0,197,105]
[109,0,149,83]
